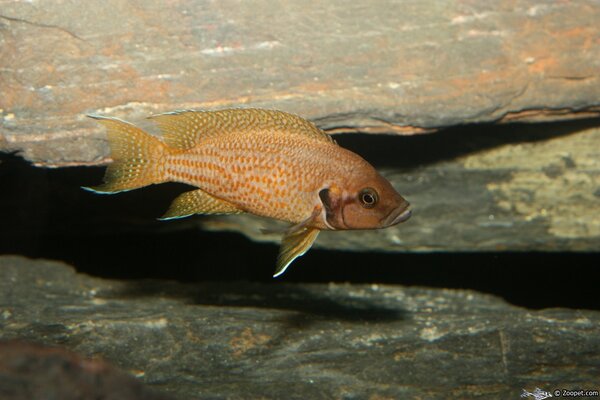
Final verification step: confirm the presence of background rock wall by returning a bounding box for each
[2,0,599,252]
[1,0,599,165]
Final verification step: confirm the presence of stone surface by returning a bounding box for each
[1,0,600,166]
[1,256,599,399]
[0,340,173,400]
[201,121,600,252]
[0,120,598,254]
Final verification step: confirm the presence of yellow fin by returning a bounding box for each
[274,228,320,278]
[85,115,168,194]
[160,189,244,220]
[149,108,333,150]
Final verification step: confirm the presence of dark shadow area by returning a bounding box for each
[334,117,600,169]
[116,280,407,322]
[1,118,599,311]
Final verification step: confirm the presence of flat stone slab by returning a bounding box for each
[1,256,598,399]
[1,0,600,166]
[202,122,600,252]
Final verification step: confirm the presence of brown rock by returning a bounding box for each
[0,340,173,400]
[1,1,600,166]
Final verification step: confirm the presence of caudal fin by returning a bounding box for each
[84,115,169,194]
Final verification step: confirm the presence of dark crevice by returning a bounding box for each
[1,119,599,311]
[334,117,600,169]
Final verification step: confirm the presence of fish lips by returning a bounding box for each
[381,204,412,227]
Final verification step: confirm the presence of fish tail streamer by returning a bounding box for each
[84,115,170,194]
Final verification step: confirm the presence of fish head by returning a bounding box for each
[318,169,411,230]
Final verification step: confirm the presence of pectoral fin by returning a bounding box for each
[159,189,243,220]
[274,228,320,278]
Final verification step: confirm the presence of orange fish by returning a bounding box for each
[86,109,411,276]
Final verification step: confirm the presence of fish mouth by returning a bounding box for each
[382,204,411,227]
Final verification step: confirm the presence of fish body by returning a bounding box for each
[87,109,411,276]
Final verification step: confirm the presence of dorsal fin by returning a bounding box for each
[148,108,333,150]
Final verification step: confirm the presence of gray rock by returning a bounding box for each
[1,256,598,399]
[200,122,600,252]
[1,0,600,166]
[1,0,600,252]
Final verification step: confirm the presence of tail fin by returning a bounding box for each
[84,115,169,194]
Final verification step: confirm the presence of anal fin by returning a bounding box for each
[159,189,243,220]
[274,227,320,278]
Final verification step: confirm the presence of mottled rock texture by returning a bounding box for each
[1,0,599,166]
[203,121,600,252]
[0,341,173,400]
[1,1,599,252]
[1,256,599,399]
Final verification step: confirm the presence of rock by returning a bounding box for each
[1,120,599,253]
[1,0,599,252]
[0,341,173,400]
[203,121,600,251]
[1,256,598,399]
[1,1,600,166]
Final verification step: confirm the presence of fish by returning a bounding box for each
[85,108,411,277]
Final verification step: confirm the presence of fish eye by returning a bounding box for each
[359,188,378,208]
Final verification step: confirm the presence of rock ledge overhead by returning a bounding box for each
[1,0,600,166]
[1,256,598,399]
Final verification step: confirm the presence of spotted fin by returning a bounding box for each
[148,108,333,150]
[159,189,244,220]
[84,115,169,194]
[274,227,320,278]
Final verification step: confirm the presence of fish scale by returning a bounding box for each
[163,134,349,223]
[86,108,410,277]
